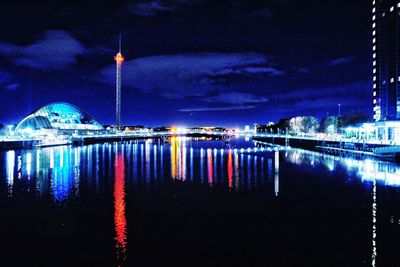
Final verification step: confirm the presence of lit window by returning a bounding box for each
[373,30,376,36]
[373,7,376,13]
[373,53,376,58]
[391,6,394,12]
[373,68,376,73]
[383,12,385,17]
[398,3,400,8]
[374,91,377,96]
[373,23,376,28]
[373,15,376,20]
[398,76,400,81]
[374,84,377,89]
[373,38,376,43]
[373,45,376,50]
[374,99,377,104]
[391,77,395,83]
[373,0,375,5]
[383,80,386,84]
[373,61,376,66]
[373,76,377,81]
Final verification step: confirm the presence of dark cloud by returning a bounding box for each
[97,52,277,99]
[128,0,203,17]
[271,81,369,101]
[0,70,12,84]
[297,67,311,73]
[327,56,357,67]
[244,8,274,19]
[3,83,19,91]
[128,1,175,16]
[267,80,372,117]
[203,92,268,104]
[215,66,284,76]
[179,105,256,112]
[0,30,86,71]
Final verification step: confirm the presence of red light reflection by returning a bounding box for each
[114,153,127,264]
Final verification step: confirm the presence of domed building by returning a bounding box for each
[16,102,104,136]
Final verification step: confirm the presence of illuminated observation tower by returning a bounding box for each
[114,36,124,131]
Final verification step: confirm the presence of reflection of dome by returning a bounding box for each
[16,102,104,134]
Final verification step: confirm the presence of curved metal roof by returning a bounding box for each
[16,102,103,132]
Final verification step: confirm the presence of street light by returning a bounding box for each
[7,125,14,136]
[337,104,342,134]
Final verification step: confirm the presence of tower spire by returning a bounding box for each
[119,33,121,53]
[114,35,124,131]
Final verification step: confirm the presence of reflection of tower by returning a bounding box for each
[114,35,124,130]
[114,153,127,263]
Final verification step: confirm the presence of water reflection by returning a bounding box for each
[227,150,233,189]
[284,149,400,187]
[207,149,213,186]
[372,179,377,267]
[274,150,279,197]
[1,137,400,266]
[3,139,400,203]
[171,137,178,180]
[114,152,127,264]
[6,150,15,195]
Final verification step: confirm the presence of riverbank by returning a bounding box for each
[253,135,400,162]
[0,132,229,150]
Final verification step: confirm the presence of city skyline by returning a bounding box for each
[0,0,371,127]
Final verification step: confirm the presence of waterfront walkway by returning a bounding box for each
[2,132,400,161]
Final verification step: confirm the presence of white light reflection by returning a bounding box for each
[234,149,239,191]
[154,144,158,181]
[74,147,81,195]
[200,148,205,183]
[17,155,22,179]
[190,147,194,181]
[6,151,15,189]
[26,152,32,178]
[285,149,400,187]
[50,149,54,169]
[36,150,41,174]
[145,140,151,184]
[213,148,217,184]
[372,178,377,267]
[274,150,279,197]
[60,148,64,168]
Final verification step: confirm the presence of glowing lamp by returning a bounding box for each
[114,53,125,64]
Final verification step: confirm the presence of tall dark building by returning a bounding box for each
[373,0,400,121]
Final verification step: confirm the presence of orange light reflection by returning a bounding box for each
[208,149,213,186]
[171,137,178,179]
[227,150,233,189]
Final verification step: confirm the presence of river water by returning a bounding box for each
[0,137,399,266]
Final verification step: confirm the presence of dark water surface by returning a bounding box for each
[0,137,399,266]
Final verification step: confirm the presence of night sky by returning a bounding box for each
[0,0,372,127]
